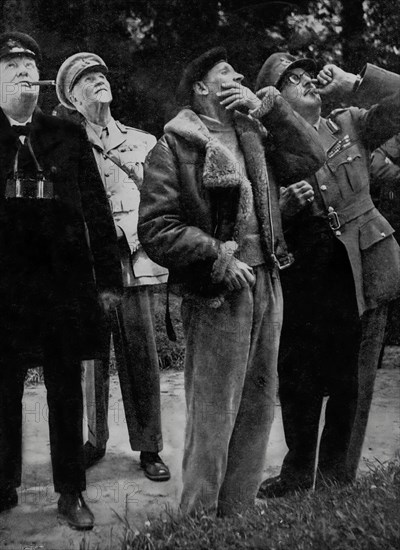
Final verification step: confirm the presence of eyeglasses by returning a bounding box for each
[284,70,314,86]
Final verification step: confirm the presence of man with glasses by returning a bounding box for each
[255,53,400,498]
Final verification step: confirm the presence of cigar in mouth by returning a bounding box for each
[30,80,56,86]
[21,80,56,86]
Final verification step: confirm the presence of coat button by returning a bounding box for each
[346,156,352,162]
[381,232,386,237]
[320,185,327,191]
[104,172,110,177]
[106,191,112,198]
[335,230,342,236]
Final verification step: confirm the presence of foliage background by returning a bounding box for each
[1,0,399,137]
[3,0,400,374]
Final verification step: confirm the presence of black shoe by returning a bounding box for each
[140,452,171,482]
[0,488,18,513]
[83,441,106,469]
[58,492,94,530]
[257,475,312,499]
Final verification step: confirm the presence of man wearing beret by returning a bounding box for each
[55,53,170,481]
[138,47,324,515]
[0,32,122,529]
[255,53,400,499]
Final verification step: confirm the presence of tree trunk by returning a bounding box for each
[341,0,368,73]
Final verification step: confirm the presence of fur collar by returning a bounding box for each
[165,108,278,267]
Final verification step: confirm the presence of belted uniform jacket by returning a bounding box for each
[138,96,324,298]
[0,107,122,365]
[284,65,400,315]
[84,118,168,287]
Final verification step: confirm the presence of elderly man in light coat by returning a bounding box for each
[55,53,170,481]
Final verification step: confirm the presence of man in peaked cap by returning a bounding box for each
[256,52,400,499]
[56,53,170,482]
[0,33,122,529]
[0,31,42,63]
[138,46,324,515]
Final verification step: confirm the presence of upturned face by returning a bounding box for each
[279,67,322,114]
[201,61,244,99]
[70,70,112,111]
[0,55,39,113]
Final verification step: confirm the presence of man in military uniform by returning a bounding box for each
[55,53,170,481]
[0,33,122,529]
[255,54,400,498]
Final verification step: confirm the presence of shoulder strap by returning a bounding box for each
[90,141,141,187]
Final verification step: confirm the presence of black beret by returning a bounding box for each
[0,31,41,64]
[176,46,228,106]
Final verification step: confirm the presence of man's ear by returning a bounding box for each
[193,81,209,97]
[69,92,79,107]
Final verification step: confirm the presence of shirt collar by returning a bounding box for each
[6,114,33,126]
[86,117,123,151]
[86,117,112,139]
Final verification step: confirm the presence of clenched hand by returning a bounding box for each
[280,181,315,218]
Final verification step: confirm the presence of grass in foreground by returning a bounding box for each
[81,460,400,550]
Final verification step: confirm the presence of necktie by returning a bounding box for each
[100,127,109,154]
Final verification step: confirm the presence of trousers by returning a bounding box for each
[346,304,388,478]
[278,236,387,484]
[180,265,282,515]
[0,334,85,494]
[84,286,163,452]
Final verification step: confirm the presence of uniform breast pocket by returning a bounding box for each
[116,150,145,185]
[326,143,367,195]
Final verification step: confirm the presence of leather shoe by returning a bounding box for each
[257,475,312,499]
[83,441,106,469]
[140,452,171,482]
[0,488,18,513]
[58,492,94,530]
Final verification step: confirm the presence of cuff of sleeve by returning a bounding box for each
[352,74,362,93]
[211,241,238,284]
[249,87,280,119]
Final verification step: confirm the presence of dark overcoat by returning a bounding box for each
[0,107,122,365]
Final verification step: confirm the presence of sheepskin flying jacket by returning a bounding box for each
[138,97,324,298]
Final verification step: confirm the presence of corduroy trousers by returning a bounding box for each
[180,265,282,515]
